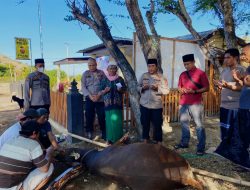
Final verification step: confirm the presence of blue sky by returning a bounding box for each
[0,0,248,76]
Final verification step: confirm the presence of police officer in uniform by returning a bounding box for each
[81,57,106,140]
[138,58,169,145]
[24,58,50,112]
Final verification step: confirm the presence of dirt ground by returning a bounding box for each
[0,83,21,133]
[1,82,250,190]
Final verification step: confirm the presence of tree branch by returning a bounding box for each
[125,0,163,73]
[125,0,152,57]
[146,0,158,37]
[85,0,112,37]
[178,0,192,26]
[217,0,237,48]
[146,0,163,73]
[67,0,98,30]
[68,0,142,136]
[163,0,222,70]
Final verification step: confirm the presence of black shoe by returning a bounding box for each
[174,144,188,149]
[196,151,205,156]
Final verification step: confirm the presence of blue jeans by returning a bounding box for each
[179,104,206,152]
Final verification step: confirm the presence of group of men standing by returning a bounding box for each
[138,54,209,156]
[214,45,250,168]
[173,45,250,162]
[139,45,250,162]
[1,43,250,189]
[80,54,209,156]
[20,48,250,160]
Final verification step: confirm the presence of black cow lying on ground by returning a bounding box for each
[11,95,24,110]
[51,143,203,190]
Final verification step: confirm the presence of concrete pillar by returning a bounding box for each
[67,79,84,143]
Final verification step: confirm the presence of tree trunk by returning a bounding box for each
[101,39,142,137]
[70,0,142,137]
[164,0,222,71]
[218,0,237,48]
[146,0,163,73]
[182,23,222,71]
[125,0,163,72]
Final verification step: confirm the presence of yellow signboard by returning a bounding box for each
[15,38,30,60]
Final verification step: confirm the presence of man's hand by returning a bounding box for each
[150,84,158,91]
[95,94,101,101]
[92,94,101,102]
[244,75,250,87]
[221,80,232,89]
[89,95,95,101]
[232,69,243,82]
[179,88,196,94]
[213,79,223,89]
[90,95,98,102]
[185,88,195,94]
[179,88,188,94]
[142,84,150,90]
[45,147,54,162]
[213,79,220,86]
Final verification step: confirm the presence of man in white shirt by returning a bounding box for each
[0,120,53,190]
[0,109,38,149]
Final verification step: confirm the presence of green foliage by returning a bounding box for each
[45,69,67,88]
[0,65,8,77]
[156,0,250,30]
[104,0,125,6]
[3,66,33,82]
[194,0,218,13]
[0,64,15,82]
[193,0,250,28]
[193,0,223,23]
[4,65,14,77]
[0,63,69,86]
[64,15,77,22]
[155,0,180,14]
[160,0,179,8]
[20,67,31,79]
